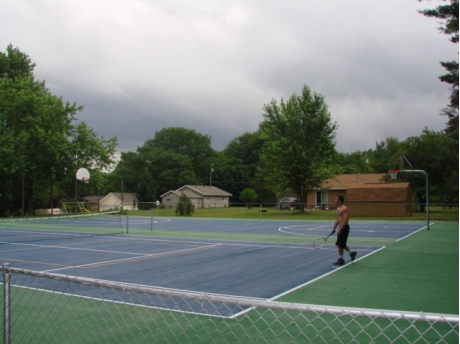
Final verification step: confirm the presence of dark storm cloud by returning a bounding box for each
[1,0,456,155]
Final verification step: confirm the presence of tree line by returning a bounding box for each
[109,124,457,207]
[0,1,457,216]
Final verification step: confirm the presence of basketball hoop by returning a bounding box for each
[82,177,90,185]
[389,170,399,180]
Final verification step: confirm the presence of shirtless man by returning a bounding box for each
[330,195,357,265]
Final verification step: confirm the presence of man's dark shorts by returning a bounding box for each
[336,224,350,247]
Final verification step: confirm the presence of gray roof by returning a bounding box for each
[178,185,232,197]
[160,185,232,199]
[159,190,181,198]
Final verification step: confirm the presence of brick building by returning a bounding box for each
[307,173,412,217]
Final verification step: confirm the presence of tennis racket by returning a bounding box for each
[313,232,333,249]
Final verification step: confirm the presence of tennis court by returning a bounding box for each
[0,214,426,315]
[0,214,457,343]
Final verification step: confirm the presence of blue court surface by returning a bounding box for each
[0,217,426,316]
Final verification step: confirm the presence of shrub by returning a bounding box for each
[175,193,195,216]
[240,188,258,209]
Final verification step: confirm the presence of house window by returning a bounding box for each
[316,191,327,206]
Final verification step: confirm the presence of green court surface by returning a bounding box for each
[2,218,458,343]
[278,221,459,315]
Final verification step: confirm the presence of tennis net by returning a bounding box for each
[0,211,123,244]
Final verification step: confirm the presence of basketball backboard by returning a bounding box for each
[76,168,90,181]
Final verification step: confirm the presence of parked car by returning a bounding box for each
[278,197,300,210]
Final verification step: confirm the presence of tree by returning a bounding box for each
[332,150,374,174]
[175,193,195,216]
[224,131,264,175]
[0,44,35,80]
[111,147,199,207]
[221,131,272,203]
[0,45,118,216]
[239,188,257,208]
[370,137,403,173]
[419,0,459,138]
[258,85,340,207]
[62,122,117,200]
[206,152,245,201]
[400,129,458,206]
[0,67,79,215]
[142,127,216,183]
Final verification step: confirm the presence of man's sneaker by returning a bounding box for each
[350,251,357,262]
[333,258,345,265]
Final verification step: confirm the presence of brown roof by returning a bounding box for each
[319,174,412,203]
[322,174,386,189]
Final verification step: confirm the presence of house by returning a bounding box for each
[307,173,412,217]
[84,192,137,211]
[160,185,232,209]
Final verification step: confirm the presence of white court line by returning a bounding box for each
[46,244,220,273]
[270,246,387,301]
[397,222,434,242]
[278,224,327,235]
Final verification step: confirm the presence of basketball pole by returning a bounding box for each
[391,154,429,230]
[75,168,90,215]
[74,177,77,216]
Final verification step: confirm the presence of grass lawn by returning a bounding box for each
[128,204,458,221]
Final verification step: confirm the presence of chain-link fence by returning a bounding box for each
[2,264,458,343]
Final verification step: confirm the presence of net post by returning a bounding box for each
[150,207,154,231]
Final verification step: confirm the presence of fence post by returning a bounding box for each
[3,263,11,344]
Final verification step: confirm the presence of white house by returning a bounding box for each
[84,192,137,211]
[160,185,232,209]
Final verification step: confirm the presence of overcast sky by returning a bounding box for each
[1,1,457,155]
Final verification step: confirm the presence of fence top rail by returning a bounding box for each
[2,265,458,323]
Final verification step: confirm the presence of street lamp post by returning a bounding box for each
[210,164,214,186]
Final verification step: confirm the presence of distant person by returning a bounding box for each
[330,196,357,265]
[156,200,160,209]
